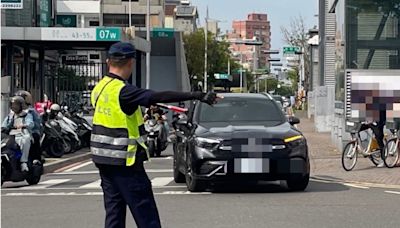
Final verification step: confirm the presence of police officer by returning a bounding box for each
[91,42,219,228]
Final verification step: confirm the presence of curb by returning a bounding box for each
[43,152,92,174]
[311,176,400,190]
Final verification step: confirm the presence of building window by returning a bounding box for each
[131,14,145,27]
[104,14,129,27]
[347,0,400,70]
[89,21,99,26]
[103,14,145,27]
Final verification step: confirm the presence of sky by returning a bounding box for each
[191,0,319,51]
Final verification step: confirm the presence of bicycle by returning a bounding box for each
[382,128,400,168]
[342,121,387,171]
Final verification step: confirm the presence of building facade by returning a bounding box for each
[164,0,198,34]
[314,0,400,150]
[102,0,165,28]
[228,13,271,70]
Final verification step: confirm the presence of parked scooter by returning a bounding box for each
[1,132,43,186]
[39,107,66,158]
[49,104,81,153]
[61,103,92,148]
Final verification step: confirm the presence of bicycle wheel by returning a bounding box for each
[369,152,382,166]
[383,138,399,168]
[342,141,358,171]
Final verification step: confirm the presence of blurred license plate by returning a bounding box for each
[234,158,269,173]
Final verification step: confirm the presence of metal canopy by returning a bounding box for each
[1,27,150,52]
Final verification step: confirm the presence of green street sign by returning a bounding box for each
[96,28,121,41]
[39,0,51,27]
[152,28,174,38]
[214,73,232,80]
[283,46,301,54]
[56,15,77,27]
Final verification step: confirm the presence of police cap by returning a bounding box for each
[108,42,136,60]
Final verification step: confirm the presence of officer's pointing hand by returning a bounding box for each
[200,92,223,106]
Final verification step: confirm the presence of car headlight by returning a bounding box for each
[195,137,221,150]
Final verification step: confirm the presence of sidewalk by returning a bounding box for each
[297,114,400,186]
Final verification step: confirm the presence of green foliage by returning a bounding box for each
[280,15,310,91]
[57,67,85,91]
[276,85,295,97]
[245,71,255,92]
[287,68,299,92]
[184,29,237,88]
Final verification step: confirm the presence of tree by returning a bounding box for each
[184,29,238,90]
[280,15,310,92]
[287,68,299,92]
[57,67,85,91]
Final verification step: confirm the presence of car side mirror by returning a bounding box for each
[289,116,300,125]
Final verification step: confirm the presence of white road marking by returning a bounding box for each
[157,191,211,195]
[3,191,210,196]
[145,156,173,162]
[1,185,186,191]
[151,177,174,187]
[61,161,93,172]
[343,183,369,189]
[51,169,172,176]
[27,179,71,189]
[51,171,99,175]
[79,180,101,189]
[146,169,173,173]
[385,191,400,195]
[312,177,400,190]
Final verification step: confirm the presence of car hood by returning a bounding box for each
[195,122,302,140]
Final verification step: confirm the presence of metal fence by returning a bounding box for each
[44,63,107,110]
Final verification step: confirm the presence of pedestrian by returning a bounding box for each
[90,42,220,228]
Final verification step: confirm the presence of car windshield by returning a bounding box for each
[198,97,285,126]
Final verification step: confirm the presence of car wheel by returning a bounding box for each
[286,174,309,192]
[185,151,206,192]
[173,148,185,183]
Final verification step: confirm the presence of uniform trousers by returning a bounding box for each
[97,163,161,228]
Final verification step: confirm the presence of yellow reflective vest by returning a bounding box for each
[90,76,147,166]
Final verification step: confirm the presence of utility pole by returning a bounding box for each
[265,78,267,93]
[228,59,230,76]
[129,0,132,28]
[146,0,151,89]
[204,6,208,92]
[240,53,243,93]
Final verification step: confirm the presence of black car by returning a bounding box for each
[173,93,310,192]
